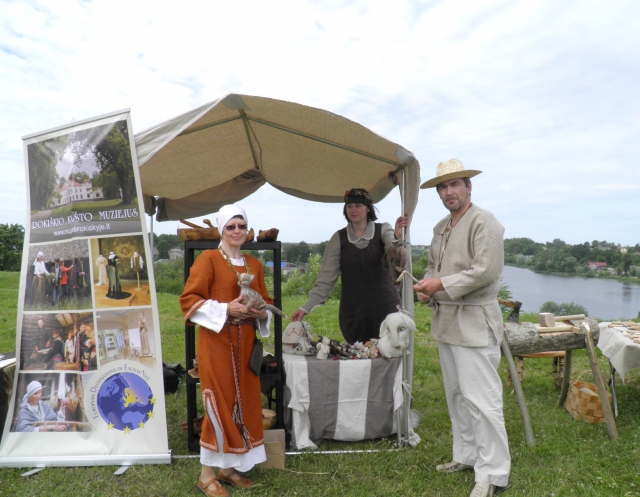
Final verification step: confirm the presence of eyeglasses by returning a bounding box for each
[223,223,247,232]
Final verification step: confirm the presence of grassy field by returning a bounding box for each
[1,271,640,496]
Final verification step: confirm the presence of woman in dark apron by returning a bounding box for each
[291,188,407,344]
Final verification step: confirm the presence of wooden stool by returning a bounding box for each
[506,351,566,389]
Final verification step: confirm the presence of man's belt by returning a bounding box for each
[429,296,497,317]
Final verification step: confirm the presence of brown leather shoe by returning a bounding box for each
[197,477,229,497]
[217,469,255,489]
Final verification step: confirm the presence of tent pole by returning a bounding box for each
[400,168,411,446]
[149,214,154,261]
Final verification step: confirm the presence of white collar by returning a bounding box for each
[220,252,245,266]
[346,220,375,243]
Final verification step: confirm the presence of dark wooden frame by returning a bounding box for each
[183,240,284,452]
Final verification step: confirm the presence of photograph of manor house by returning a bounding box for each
[48,177,109,208]
[27,119,142,243]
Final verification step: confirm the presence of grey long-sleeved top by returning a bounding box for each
[299,221,398,314]
[424,203,505,347]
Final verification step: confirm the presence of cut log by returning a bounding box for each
[504,317,599,356]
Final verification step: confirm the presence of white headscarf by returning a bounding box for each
[33,251,44,265]
[216,204,248,233]
[21,381,43,407]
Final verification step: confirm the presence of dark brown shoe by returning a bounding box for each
[217,469,255,489]
[197,477,229,497]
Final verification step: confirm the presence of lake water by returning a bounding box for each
[501,265,640,320]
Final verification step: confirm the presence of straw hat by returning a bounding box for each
[420,158,482,189]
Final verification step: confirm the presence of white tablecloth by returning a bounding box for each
[598,323,640,383]
[283,354,404,450]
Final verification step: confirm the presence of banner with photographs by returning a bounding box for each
[0,110,170,467]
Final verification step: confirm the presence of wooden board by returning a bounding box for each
[535,324,572,333]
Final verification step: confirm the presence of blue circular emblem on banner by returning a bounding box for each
[96,372,154,431]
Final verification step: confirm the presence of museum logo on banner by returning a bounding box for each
[85,360,156,433]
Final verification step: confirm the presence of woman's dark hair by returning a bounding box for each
[342,188,378,222]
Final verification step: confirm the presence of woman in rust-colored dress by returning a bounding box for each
[180,204,273,497]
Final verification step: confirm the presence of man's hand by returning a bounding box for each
[413,278,444,301]
[290,309,307,322]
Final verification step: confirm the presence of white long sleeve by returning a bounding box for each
[191,300,272,336]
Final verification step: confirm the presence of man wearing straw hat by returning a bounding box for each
[413,159,509,497]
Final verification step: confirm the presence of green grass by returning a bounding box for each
[2,271,640,496]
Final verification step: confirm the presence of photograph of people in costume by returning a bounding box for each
[27,119,142,244]
[95,308,156,368]
[10,372,92,432]
[23,240,92,311]
[91,235,150,308]
[19,313,97,372]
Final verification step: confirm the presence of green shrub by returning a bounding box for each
[154,259,184,295]
[281,253,341,299]
[539,300,589,316]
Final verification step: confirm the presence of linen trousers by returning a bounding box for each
[438,331,510,487]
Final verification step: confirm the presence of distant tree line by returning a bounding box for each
[505,238,640,276]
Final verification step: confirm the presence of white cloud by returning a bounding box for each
[0,0,639,246]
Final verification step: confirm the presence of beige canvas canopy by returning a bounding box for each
[134,94,420,223]
[134,94,421,445]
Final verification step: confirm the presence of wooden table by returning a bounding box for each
[502,317,618,445]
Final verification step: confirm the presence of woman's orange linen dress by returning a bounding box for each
[180,250,273,454]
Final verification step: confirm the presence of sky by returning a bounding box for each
[1,0,638,246]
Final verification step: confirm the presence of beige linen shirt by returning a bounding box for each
[300,221,397,314]
[424,204,504,347]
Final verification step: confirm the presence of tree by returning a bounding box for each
[262,251,273,262]
[284,242,311,263]
[27,136,69,211]
[504,237,542,256]
[311,240,329,256]
[569,242,590,262]
[549,238,567,250]
[0,224,24,271]
[92,169,122,199]
[155,238,171,259]
[71,121,136,204]
[69,171,90,183]
[622,253,632,274]
[412,250,429,283]
[154,234,181,260]
[559,255,578,273]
